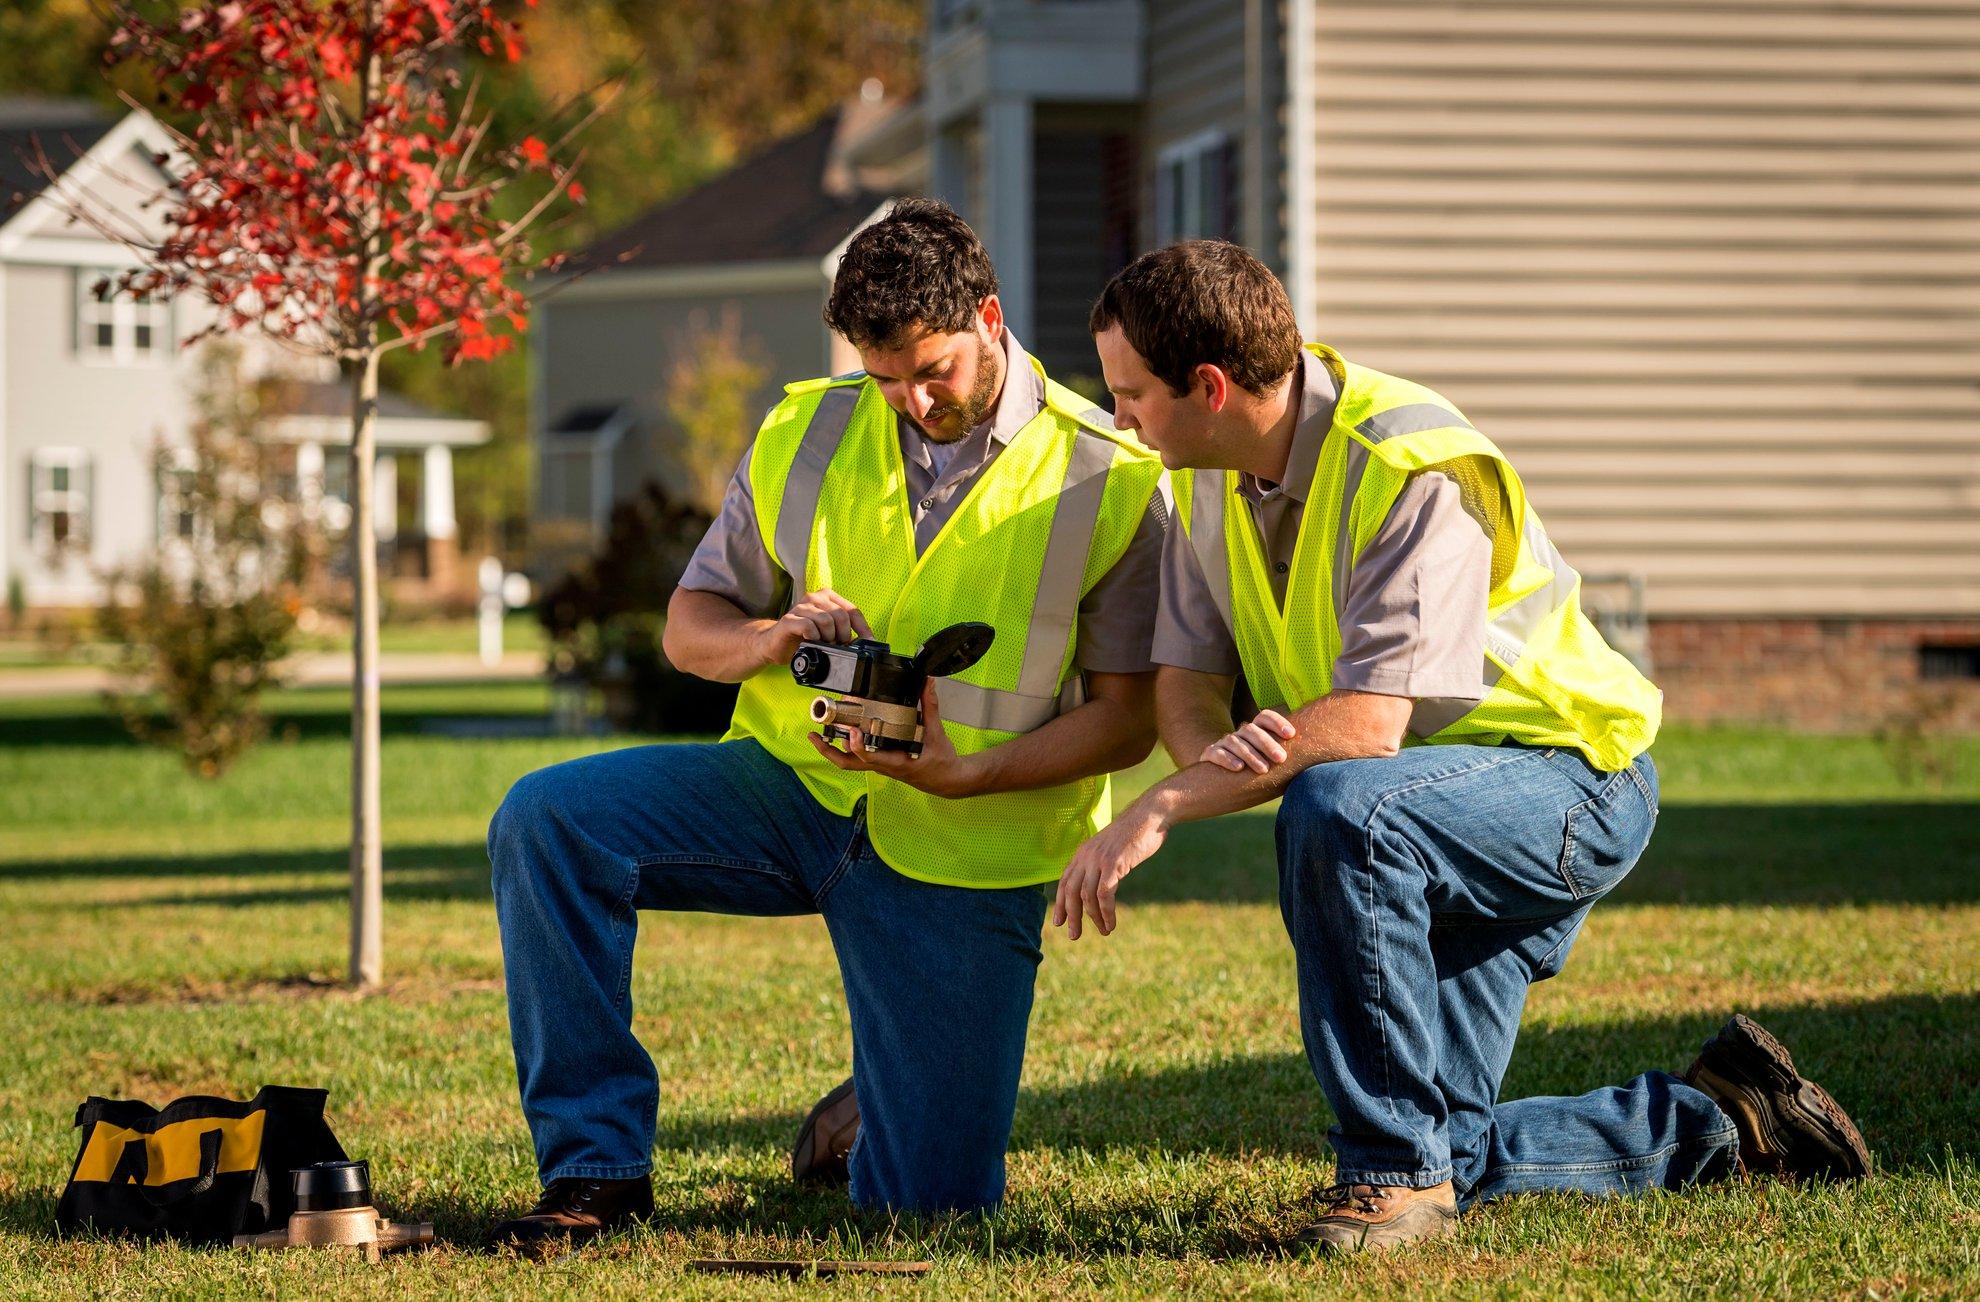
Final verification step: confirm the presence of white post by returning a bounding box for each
[296,441,325,511]
[983,96,1034,343]
[372,453,397,541]
[478,555,504,667]
[420,444,456,539]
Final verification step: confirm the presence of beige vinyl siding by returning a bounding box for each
[1300,0,1980,618]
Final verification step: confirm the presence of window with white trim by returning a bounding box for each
[76,267,172,364]
[29,448,92,559]
[158,458,198,545]
[1154,131,1239,246]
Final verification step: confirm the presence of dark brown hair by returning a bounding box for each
[824,197,999,350]
[1088,240,1301,397]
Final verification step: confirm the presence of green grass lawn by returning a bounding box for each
[1,685,1974,1297]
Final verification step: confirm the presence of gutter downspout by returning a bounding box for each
[1284,0,1317,336]
[1242,0,1268,258]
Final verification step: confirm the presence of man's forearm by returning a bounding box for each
[661,587,774,683]
[962,688,1155,797]
[1154,665,1237,769]
[1135,689,1411,828]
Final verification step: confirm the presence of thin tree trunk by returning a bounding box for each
[348,347,384,988]
[348,0,385,991]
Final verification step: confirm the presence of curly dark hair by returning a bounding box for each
[824,198,999,350]
[1088,240,1301,397]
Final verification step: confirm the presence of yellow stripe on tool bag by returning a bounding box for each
[73,1110,267,1185]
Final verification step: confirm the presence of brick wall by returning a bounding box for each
[1647,619,1980,731]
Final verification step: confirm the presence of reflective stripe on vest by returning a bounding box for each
[1188,415,1583,699]
[1177,344,1659,770]
[771,385,859,577]
[770,388,1116,734]
[725,366,1164,888]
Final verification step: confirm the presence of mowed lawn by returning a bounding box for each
[0,683,1974,1297]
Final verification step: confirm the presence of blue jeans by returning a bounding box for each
[1276,744,1738,1206]
[488,738,1048,1214]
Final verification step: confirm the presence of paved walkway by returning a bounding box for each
[0,650,544,698]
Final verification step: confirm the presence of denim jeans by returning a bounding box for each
[1276,744,1738,1206]
[488,738,1048,1214]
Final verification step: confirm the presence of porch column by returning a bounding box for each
[420,443,460,590]
[373,452,397,542]
[983,95,1034,343]
[296,441,325,510]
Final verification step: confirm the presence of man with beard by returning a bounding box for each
[485,199,1167,1255]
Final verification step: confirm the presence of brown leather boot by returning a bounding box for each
[1298,1180,1458,1255]
[790,1076,859,1187]
[1685,1013,1871,1181]
[486,1175,654,1258]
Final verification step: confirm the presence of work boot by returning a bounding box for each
[1685,1013,1871,1181]
[486,1174,654,1258]
[790,1075,859,1187]
[1297,1180,1458,1255]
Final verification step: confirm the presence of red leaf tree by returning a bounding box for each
[47,0,601,987]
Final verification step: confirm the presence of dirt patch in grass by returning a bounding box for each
[65,971,503,1007]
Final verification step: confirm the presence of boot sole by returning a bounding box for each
[790,1077,859,1186]
[1689,1014,1870,1181]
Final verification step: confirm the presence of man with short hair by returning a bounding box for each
[1056,240,1869,1253]
[485,199,1166,1254]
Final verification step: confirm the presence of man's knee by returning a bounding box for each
[1276,761,1384,890]
[487,761,584,894]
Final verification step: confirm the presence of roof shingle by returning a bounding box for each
[0,98,114,217]
[570,108,891,274]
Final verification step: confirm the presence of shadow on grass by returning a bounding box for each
[0,691,548,750]
[1,842,488,888]
[1134,803,1980,907]
[625,990,1976,1256]
[644,991,1976,1169]
[2,997,1969,1257]
[10,799,1977,910]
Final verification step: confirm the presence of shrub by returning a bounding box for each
[98,347,320,777]
[536,480,736,733]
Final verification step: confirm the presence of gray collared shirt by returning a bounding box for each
[1152,353,1495,728]
[678,329,1167,674]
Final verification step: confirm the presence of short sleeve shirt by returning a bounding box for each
[677,329,1168,674]
[1151,354,1496,734]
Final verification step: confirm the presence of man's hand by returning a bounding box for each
[1200,708,1297,774]
[806,680,984,800]
[1051,800,1171,940]
[754,588,873,669]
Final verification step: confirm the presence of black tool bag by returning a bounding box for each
[54,1085,347,1245]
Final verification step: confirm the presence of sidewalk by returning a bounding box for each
[0,650,544,698]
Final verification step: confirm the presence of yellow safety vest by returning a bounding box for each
[1172,343,1661,771]
[724,359,1164,888]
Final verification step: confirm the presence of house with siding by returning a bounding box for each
[530,100,898,574]
[0,99,488,608]
[536,0,1980,727]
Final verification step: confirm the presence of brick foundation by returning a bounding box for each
[1647,619,1980,730]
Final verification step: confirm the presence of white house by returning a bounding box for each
[0,98,488,608]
